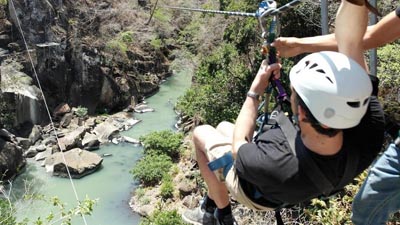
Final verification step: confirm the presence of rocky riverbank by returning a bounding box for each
[0,101,159,181]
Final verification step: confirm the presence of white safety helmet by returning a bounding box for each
[289,51,372,129]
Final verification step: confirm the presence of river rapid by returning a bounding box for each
[12,68,192,225]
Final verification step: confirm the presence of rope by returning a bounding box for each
[8,0,89,224]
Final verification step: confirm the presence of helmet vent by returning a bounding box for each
[325,76,333,84]
[363,97,370,106]
[309,63,318,69]
[347,101,361,108]
[316,69,325,74]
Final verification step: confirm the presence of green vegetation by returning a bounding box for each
[160,174,174,200]
[0,0,7,6]
[0,193,97,225]
[131,154,173,186]
[105,30,135,59]
[153,8,172,24]
[140,209,186,225]
[176,43,254,126]
[377,42,400,101]
[75,106,88,118]
[150,38,163,50]
[0,198,16,225]
[139,130,184,159]
[120,31,134,43]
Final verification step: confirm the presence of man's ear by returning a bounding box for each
[297,104,305,120]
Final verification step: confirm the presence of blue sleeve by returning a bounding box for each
[396,7,400,18]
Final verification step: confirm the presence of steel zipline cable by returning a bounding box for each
[9,0,89,224]
[161,0,302,18]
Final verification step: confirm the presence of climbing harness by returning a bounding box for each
[9,0,89,224]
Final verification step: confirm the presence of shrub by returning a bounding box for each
[176,43,252,126]
[140,130,184,159]
[140,209,186,225]
[131,154,173,186]
[0,198,16,225]
[105,39,128,57]
[377,42,400,102]
[160,174,174,200]
[75,106,88,118]
[150,38,163,50]
[120,31,134,43]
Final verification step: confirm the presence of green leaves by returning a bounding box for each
[139,130,184,159]
[131,154,173,186]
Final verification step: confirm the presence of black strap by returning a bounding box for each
[276,109,363,197]
[336,142,359,190]
[275,111,297,156]
[295,136,335,196]
[276,111,334,196]
[274,209,284,225]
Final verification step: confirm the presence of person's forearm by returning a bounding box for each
[363,10,400,49]
[335,1,368,68]
[300,9,400,53]
[232,97,259,158]
[232,77,268,158]
[297,34,338,53]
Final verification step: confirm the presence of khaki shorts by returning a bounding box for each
[205,140,274,211]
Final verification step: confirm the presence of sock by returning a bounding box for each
[215,204,232,219]
[202,195,217,213]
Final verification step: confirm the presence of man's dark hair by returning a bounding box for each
[294,93,340,137]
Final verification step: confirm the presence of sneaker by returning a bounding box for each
[214,212,238,225]
[182,205,216,225]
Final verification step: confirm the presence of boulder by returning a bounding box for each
[34,148,52,161]
[44,148,103,179]
[0,138,26,180]
[93,121,119,143]
[28,125,42,145]
[82,133,100,151]
[53,103,71,118]
[60,112,73,128]
[58,126,86,151]
[16,137,31,150]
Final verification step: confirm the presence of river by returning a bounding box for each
[12,68,192,225]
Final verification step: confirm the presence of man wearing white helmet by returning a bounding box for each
[182,1,385,225]
[273,6,400,225]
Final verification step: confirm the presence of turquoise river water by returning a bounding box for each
[12,69,192,225]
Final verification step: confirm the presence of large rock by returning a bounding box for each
[44,148,103,179]
[58,126,86,151]
[93,121,119,143]
[0,138,26,180]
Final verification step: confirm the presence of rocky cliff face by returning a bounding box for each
[1,0,172,117]
[0,129,25,180]
[0,0,176,180]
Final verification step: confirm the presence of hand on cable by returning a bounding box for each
[251,60,281,93]
[272,37,303,58]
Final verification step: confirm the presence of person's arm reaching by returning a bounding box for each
[232,61,281,158]
[335,0,368,68]
[273,6,400,58]
[363,9,400,49]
